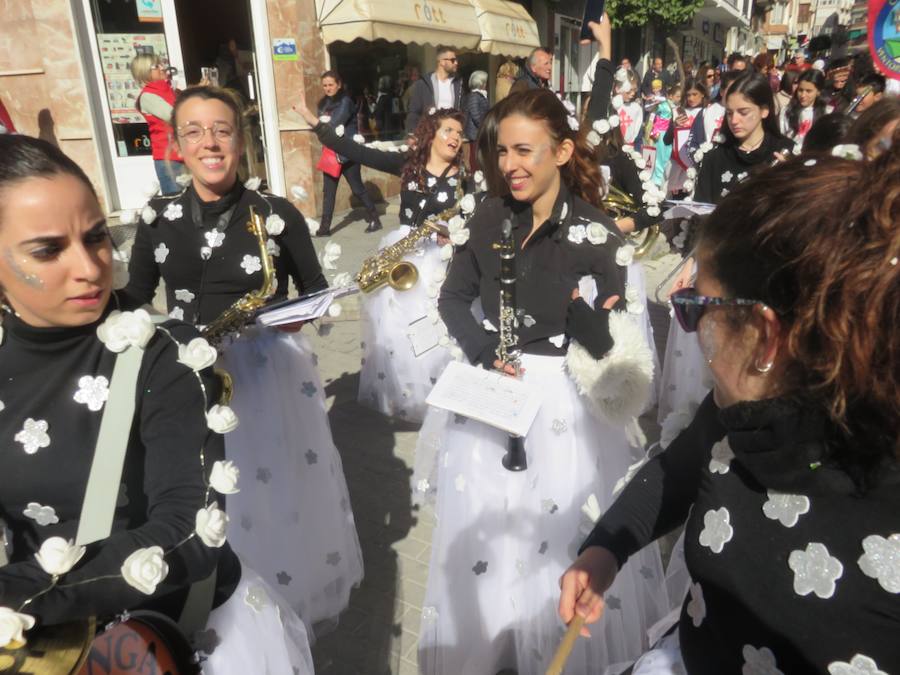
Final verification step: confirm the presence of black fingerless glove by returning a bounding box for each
[566,298,614,359]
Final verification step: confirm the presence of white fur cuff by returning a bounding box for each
[565,311,654,429]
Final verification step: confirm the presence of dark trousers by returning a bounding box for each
[321,160,378,226]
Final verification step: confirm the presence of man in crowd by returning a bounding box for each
[727,53,748,71]
[404,47,462,132]
[641,56,669,95]
[510,47,553,93]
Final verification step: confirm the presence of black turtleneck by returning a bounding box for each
[580,393,900,673]
[126,182,327,325]
[693,132,795,204]
[0,294,240,626]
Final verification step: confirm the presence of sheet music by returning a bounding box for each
[426,361,543,438]
[407,315,443,357]
[662,199,716,220]
[256,285,359,326]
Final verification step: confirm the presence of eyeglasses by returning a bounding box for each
[177,122,236,144]
[670,287,762,333]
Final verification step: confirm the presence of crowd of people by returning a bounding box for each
[0,12,898,675]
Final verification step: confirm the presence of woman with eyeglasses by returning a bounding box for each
[131,54,185,196]
[559,145,900,675]
[294,97,478,424]
[0,134,313,673]
[125,86,363,635]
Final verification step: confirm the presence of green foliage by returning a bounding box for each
[606,0,706,27]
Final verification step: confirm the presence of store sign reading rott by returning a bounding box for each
[414,3,448,25]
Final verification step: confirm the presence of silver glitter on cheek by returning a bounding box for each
[697,312,720,364]
[3,248,44,289]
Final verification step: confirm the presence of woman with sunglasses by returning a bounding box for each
[416,87,669,675]
[0,134,313,673]
[559,146,900,674]
[125,86,363,635]
[294,97,478,424]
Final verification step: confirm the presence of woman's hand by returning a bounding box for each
[581,13,612,63]
[292,100,319,128]
[615,217,636,234]
[558,546,619,637]
[570,289,620,309]
[493,360,522,376]
[675,113,690,127]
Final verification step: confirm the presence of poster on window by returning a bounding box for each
[136,0,163,23]
[869,0,900,80]
[97,33,169,123]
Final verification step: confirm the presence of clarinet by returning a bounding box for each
[494,218,527,472]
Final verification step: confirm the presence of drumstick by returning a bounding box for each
[545,614,586,675]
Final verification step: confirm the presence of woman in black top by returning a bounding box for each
[126,86,363,634]
[316,70,382,236]
[415,89,669,675]
[560,146,900,674]
[0,135,312,673]
[295,97,480,423]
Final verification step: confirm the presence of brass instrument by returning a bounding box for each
[356,219,449,293]
[603,184,660,259]
[202,205,277,346]
[494,218,527,472]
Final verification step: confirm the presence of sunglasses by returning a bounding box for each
[670,287,762,332]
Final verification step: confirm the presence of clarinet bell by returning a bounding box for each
[502,435,528,472]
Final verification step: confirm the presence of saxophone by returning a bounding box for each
[202,205,277,346]
[603,184,660,259]
[356,219,449,293]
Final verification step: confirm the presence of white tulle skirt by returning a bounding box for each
[656,309,713,426]
[417,354,670,675]
[357,227,453,423]
[626,263,661,412]
[619,630,684,675]
[203,563,315,674]
[218,327,363,635]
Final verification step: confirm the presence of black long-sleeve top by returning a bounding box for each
[0,295,240,625]
[314,122,476,227]
[126,182,326,325]
[693,132,794,204]
[581,393,900,673]
[586,57,660,233]
[439,184,628,367]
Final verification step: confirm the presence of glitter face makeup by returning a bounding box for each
[4,248,44,289]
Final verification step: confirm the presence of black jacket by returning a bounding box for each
[693,132,794,204]
[509,67,548,95]
[318,91,359,161]
[404,72,463,132]
[463,90,489,141]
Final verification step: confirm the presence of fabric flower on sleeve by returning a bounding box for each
[0,608,36,648]
[857,533,900,594]
[195,503,229,548]
[762,491,810,528]
[459,193,476,214]
[699,507,734,553]
[615,244,635,266]
[73,375,110,412]
[142,205,157,225]
[586,223,608,245]
[209,460,240,494]
[243,176,262,190]
[121,546,169,595]
[162,202,183,221]
[174,289,195,303]
[98,309,156,352]
[742,644,784,675]
[15,418,51,455]
[334,125,345,137]
[206,404,239,434]
[240,255,262,275]
[567,224,587,245]
[177,337,218,371]
[788,542,844,599]
[34,537,86,577]
[154,243,170,264]
[23,503,59,526]
[828,654,889,675]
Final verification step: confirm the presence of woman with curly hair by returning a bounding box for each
[560,140,900,675]
[294,100,478,423]
[416,87,669,675]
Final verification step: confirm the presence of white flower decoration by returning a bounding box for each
[244,176,262,190]
[700,141,714,152]
[154,242,170,264]
[592,119,611,135]
[660,406,698,449]
[428,107,436,116]
[736,171,748,182]
[646,205,661,217]
[762,491,810,528]
[625,283,644,314]
[404,208,414,219]
[586,223,608,245]
[353,134,365,143]
[290,184,308,201]
[206,404,239,434]
[608,114,620,128]
[328,302,343,318]
[34,537,85,577]
[332,271,353,288]
[686,167,697,179]
[168,307,184,321]
[788,542,844,599]
[828,654,889,675]
[832,144,863,161]
[857,533,900,593]
[586,130,602,147]
[613,456,649,497]
[459,193,476,214]
[265,214,285,236]
[200,246,212,260]
[567,224,587,245]
[449,228,470,246]
[119,209,138,225]
[205,230,225,249]
[447,215,466,233]
[334,125,345,137]
[0,608,36,648]
[209,460,240,494]
[240,255,262,275]
[473,170,484,184]
[177,337,217,371]
[407,181,417,191]
[742,644,784,675]
[322,241,342,270]
[683,179,695,192]
[440,244,453,261]
[97,309,155,353]
[693,149,705,163]
[73,375,110,412]
[318,115,331,123]
[15,418,50,455]
[174,289,195,303]
[611,94,624,110]
[709,437,735,474]
[567,115,579,131]
[436,191,448,203]
[639,168,653,183]
[615,244,635,266]
[195,503,229,548]
[305,218,320,235]
[141,205,157,225]
[23,503,58,526]
[699,507,734,553]
[686,582,706,627]
[426,176,437,188]
[244,585,269,613]
[162,202,183,221]
[721,170,734,183]
[121,546,169,595]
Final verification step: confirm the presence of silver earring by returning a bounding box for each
[755,361,773,374]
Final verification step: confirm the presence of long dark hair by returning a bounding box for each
[721,71,783,145]
[490,89,606,209]
[0,135,96,205]
[698,145,900,483]
[400,108,466,187]
[786,69,826,135]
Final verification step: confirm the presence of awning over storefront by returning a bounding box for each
[316,0,482,50]
[468,0,541,58]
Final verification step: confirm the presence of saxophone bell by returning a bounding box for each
[603,184,660,259]
[386,261,419,291]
